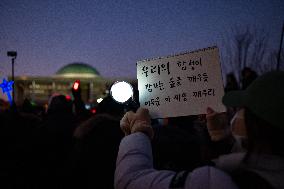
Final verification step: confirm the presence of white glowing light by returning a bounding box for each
[73,82,79,90]
[85,104,91,109]
[97,98,103,103]
[110,81,133,103]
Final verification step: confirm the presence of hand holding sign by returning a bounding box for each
[137,46,226,118]
[120,107,154,139]
[206,107,229,141]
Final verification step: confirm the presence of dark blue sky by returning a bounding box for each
[0,0,283,79]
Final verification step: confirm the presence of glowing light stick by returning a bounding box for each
[110,81,133,103]
[110,81,139,112]
[73,80,80,90]
[0,78,14,105]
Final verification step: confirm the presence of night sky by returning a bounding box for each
[0,0,283,79]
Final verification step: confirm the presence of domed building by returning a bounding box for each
[55,63,100,78]
[13,63,112,105]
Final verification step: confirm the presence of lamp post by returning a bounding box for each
[277,22,284,70]
[7,51,17,102]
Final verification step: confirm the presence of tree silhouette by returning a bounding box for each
[221,26,269,82]
[268,49,284,72]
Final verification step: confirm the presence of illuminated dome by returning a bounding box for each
[56,62,100,78]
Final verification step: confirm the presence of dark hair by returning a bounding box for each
[47,95,72,114]
[241,67,258,90]
[96,95,125,118]
[225,72,239,92]
[72,114,124,188]
[244,107,284,160]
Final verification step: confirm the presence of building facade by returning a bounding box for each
[12,63,136,106]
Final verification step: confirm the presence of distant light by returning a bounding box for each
[31,101,37,106]
[85,104,91,109]
[110,81,133,103]
[97,98,103,103]
[66,95,71,101]
[91,109,97,114]
[73,82,79,90]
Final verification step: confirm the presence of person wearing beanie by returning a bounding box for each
[115,71,284,189]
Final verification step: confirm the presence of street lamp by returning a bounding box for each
[7,51,17,102]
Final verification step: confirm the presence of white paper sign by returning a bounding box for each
[137,46,226,118]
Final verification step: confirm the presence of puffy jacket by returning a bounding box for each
[115,133,238,189]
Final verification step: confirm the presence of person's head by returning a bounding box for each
[96,95,125,119]
[241,67,258,89]
[241,67,252,77]
[72,114,124,188]
[226,73,238,84]
[22,98,33,113]
[47,94,73,114]
[0,99,9,113]
[223,71,284,157]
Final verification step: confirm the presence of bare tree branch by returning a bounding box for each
[221,26,270,80]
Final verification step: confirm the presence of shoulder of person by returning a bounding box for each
[170,166,238,189]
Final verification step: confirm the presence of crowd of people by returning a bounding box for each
[0,68,283,189]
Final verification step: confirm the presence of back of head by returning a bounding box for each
[225,72,239,92]
[47,94,72,115]
[72,114,124,188]
[0,99,9,113]
[241,67,258,89]
[96,95,124,118]
[22,98,33,113]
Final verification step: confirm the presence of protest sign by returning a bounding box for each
[137,46,226,118]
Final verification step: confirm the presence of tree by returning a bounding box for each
[220,26,269,82]
[268,49,284,72]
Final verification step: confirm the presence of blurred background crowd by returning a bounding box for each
[0,66,261,188]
